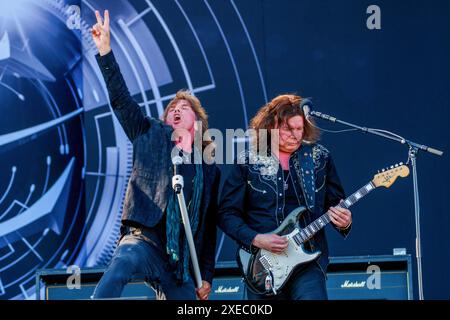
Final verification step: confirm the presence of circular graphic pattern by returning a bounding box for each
[0,0,85,299]
[0,0,267,299]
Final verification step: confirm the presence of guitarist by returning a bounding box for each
[218,94,352,300]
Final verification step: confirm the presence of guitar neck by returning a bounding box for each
[294,181,376,243]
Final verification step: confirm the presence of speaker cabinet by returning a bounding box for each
[36,268,156,300]
[36,255,412,300]
[326,255,413,299]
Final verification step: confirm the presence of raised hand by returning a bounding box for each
[91,10,111,56]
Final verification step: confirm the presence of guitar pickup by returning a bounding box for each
[259,255,272,270]
[288,229,302,247]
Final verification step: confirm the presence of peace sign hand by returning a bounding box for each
[91,10,111,56]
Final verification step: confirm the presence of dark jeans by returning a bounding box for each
[246,262,328,300]
[92,230,196,300]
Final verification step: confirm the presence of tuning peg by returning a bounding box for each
[400,162,403,165]
[390,165,394,169]
[395,164,398,167]
[382,168,385,172]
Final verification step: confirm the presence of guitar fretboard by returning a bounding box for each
[292,182,376,245]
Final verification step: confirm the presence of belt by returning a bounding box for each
[124,226,159,248]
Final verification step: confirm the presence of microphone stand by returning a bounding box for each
[309,110,443,300]
[172,161,203,290]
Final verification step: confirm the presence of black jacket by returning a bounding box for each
[218,143,351,274]
[96,51,220,283]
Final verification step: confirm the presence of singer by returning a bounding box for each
[218,94,352,300]
[90,10,220,300]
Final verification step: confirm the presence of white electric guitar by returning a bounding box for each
[237,163,410,296]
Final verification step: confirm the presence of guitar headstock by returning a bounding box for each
[372,163,410,188]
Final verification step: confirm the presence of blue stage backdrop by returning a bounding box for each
[0,0,448,299]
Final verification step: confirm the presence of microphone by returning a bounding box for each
[300,98,313,120]
[172,155,183,175]
[300,98,337,122]
[172,156,184,193]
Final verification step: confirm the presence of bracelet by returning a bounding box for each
[338,221,352,231]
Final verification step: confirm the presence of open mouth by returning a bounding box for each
[174,114,181,123]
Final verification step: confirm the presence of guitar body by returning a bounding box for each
[236,164,409,296]
[238,206,321,296]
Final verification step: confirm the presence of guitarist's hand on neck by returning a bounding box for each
[252,234,288,254]
[328,200,352,229]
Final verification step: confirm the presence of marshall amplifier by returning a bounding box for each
[326,255,413,300]
[209,262,245,300]
[37,264,247,300]
[211,255,413,300]
[36,268,157,300]
[36,254,412,300]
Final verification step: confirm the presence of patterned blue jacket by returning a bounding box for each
[218,143,351,274]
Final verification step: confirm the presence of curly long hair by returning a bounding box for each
[249,94,320,147]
